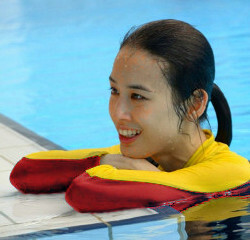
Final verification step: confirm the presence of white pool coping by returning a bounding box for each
[0,114,184,239]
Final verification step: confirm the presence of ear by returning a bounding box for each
[187,89,208,122]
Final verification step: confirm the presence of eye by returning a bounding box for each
[109,87,147,100]
[131,93,147,100]
[109,87,119,95]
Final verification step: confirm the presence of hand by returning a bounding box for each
[100,154,160,171]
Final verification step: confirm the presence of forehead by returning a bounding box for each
[112,47,169,91]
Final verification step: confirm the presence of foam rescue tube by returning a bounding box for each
[10,155,101,193]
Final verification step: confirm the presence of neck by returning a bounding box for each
[152,126,207,172]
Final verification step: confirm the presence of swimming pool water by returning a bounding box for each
[0,0,249,158]
[0,0,249,239]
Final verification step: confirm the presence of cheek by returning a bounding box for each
[134,105,156,123]
[136,106,166,139]
[143,106,177,136]
[132,107,154,131]
[140,105,154,116]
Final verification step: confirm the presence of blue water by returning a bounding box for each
[0,0,249,159]
[0,1,249,239]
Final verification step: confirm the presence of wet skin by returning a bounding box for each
[102,46,208,171]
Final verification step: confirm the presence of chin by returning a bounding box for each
[120,146,150,159]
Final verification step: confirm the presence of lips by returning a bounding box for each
[119,132,141,144]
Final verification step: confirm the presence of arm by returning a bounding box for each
[65,156,250,213]
[65,165,195,213]
[100,154,160,171]
[10,145,121,193]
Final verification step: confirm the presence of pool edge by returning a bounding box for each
[0,113,65,150]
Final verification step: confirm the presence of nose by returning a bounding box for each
[110,97,132,122]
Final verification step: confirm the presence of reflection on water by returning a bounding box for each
[185,217,248,240]
[182,197,249,239]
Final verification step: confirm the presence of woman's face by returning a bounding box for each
[109,46,181,160]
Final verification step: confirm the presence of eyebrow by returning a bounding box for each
[109,76,152,93]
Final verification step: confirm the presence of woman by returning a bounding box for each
[10,20,249,213]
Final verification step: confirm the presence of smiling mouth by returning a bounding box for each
[118,129,141,138]
[118,131,141,144]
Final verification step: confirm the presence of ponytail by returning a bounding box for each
[211,83,232,146]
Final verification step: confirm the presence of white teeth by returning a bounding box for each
[119,129,141,137]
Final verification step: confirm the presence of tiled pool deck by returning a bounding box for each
[0,114,185,239]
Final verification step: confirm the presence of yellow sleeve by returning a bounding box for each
[86,154,250,193]
[26,144,121,160]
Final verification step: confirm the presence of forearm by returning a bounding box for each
[100,154,160,171]
[10,151,102,193]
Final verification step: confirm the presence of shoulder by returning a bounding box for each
[204,141,249,169]
[187,144,250,192]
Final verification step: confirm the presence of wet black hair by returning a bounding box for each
[120,19,232,146]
